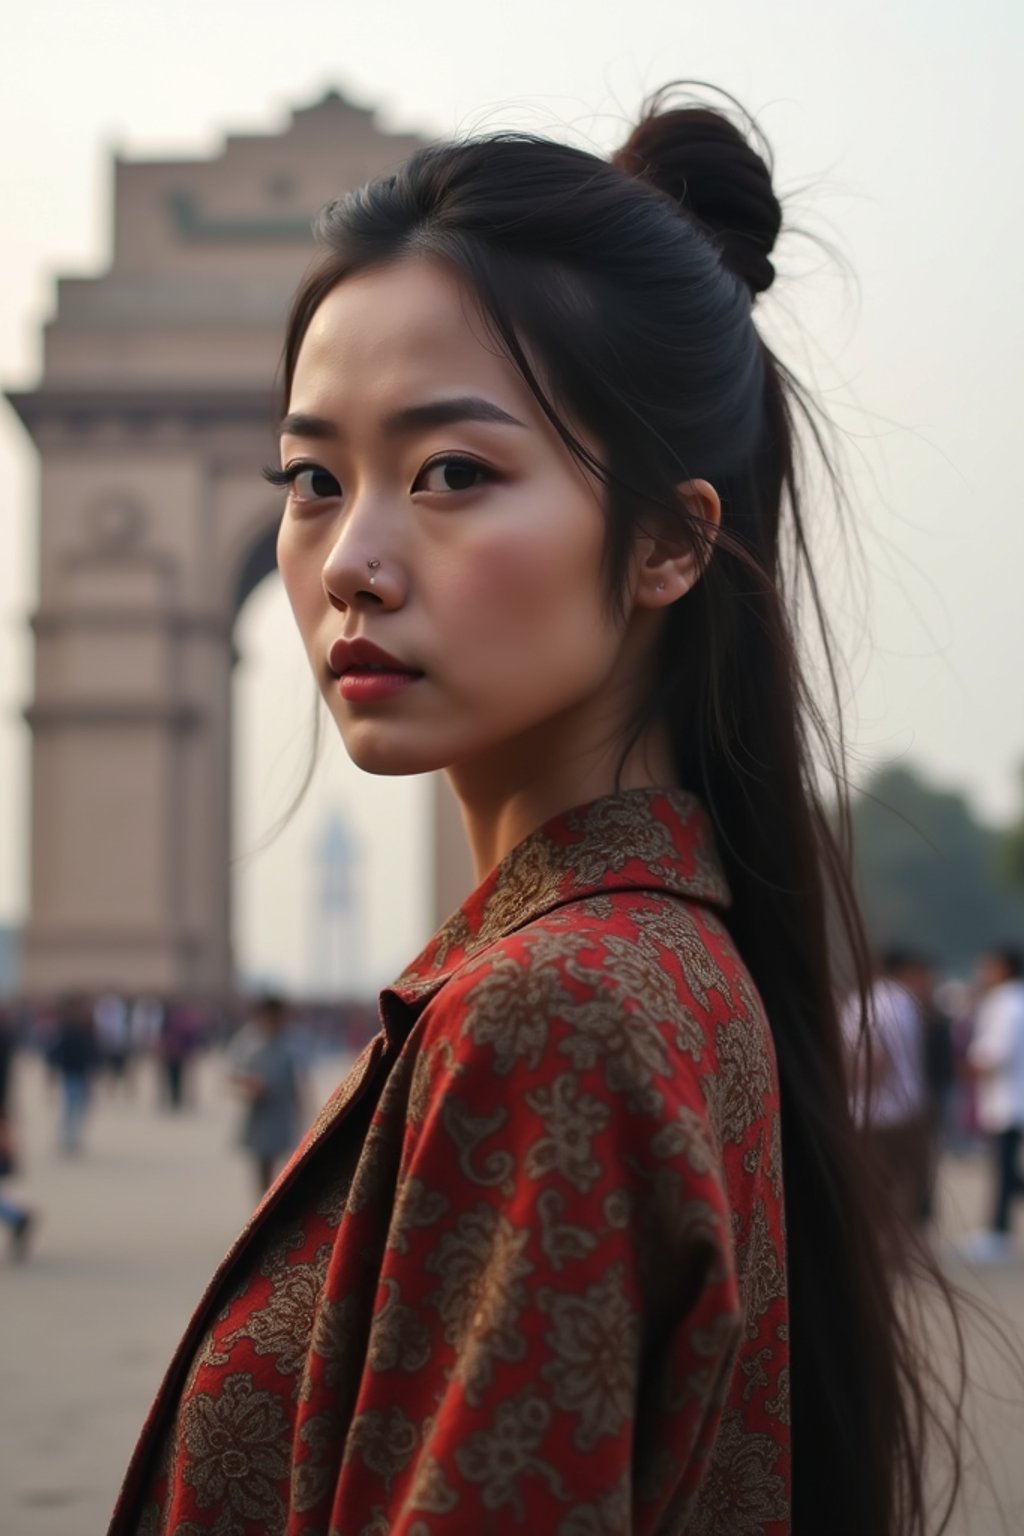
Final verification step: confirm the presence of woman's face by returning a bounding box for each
[276,257,643,783]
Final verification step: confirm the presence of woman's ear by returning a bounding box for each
[633,479,722,608]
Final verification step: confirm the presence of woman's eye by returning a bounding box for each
[291,466,341,502]
[417,457,489,494]
[261,462,341,503]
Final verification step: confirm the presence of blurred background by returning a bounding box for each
[0,1,1022,1532]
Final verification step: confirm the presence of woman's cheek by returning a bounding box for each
[277,529,323,646]
[441,524,574,632]
[275,526,302,613]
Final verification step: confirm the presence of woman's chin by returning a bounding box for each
[339,722,453,779]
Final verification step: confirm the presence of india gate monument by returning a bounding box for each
[6,90,472,998]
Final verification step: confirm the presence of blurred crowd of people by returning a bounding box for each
[3,950,1023,1265]
[842,944,1024,1261]
[0,989,377,1260]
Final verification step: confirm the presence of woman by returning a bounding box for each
[112,90,953,1535]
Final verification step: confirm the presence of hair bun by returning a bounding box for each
[613,92,781,298]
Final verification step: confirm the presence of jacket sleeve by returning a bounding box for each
[336,934,744,1534]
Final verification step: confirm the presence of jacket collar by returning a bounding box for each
[380,786,730,1036]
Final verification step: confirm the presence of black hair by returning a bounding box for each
[256,994,287,1017]
[880,946,933,976]
[986,946,1024,980]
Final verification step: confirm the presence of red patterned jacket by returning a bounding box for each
[111,788,790,1536]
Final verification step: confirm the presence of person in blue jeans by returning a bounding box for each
[0,1004,34,1258]
[964,948,1024,1261]
[0,1178,33,1259]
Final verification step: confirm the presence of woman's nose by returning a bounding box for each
[321,539,405,612]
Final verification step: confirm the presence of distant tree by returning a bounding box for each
[849,762,1024,977]
[998,762,1024,891]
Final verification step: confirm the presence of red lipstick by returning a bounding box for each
[327,637,423,705]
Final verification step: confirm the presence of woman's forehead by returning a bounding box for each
[293,259,522,402]
[286,255,598,468]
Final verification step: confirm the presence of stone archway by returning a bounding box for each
[6,92,473,998]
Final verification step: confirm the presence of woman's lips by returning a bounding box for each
[327,636,424,703]
[328,635,418,676]
[336,669,422,703]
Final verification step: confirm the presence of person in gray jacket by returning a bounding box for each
[229,994,307,1197]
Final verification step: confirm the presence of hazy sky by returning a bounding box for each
[1,0,1022,990]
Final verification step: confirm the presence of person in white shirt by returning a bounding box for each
[841,949,929,1226]
[963,947,1024,1261]
[93,990,131,1086]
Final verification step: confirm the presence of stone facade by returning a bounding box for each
[6,91,473,997]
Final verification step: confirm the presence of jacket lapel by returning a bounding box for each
[385,785,730,1010]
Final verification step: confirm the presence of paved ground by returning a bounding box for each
[1,1049,1022,1536]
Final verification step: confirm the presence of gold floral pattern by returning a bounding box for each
[344,1112,400,1217]
[301,1293,361,1399]
[459,940,567,1075]
[220,1245,332,1381]
[385,1176,449,1255]
[407,1454,459,1514]
[342,1405,418,1492]
[404,1033,455,1128]
[558,1470,631,1536]
[733,1200,787,1339]
[367,1277,432,1375]
[354,1509,389,1536]
[557,978,673,1110]
[566,794,683,884]
[453,1392,567,1515]
[688,1408,789,1536]
[650,1099,720,1174]
[708,1002,776,1147]
[439,1094,514,1191]
[539,1263,639,1450]
[292,1412,341,1514]
[523,1072,610,1191]
[593,927,686,1020]
[180,1374,289,1525]
[634,900,734,1021]
[602,1187,632,1229]
[765,1363,791,1426]
[425,1205,533,1404]
[536,1186,599,1272]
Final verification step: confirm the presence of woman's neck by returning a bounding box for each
[448,718,677,883]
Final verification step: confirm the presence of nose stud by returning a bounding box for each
[367,558,381,587]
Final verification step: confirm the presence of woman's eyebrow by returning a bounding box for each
[277,412,340,442]
[278,396,528,441]
[386,397,528,434]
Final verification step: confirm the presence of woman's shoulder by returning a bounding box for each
[441,887,757,1013]
[418,888,769,1097]
[405,888,783,1230]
